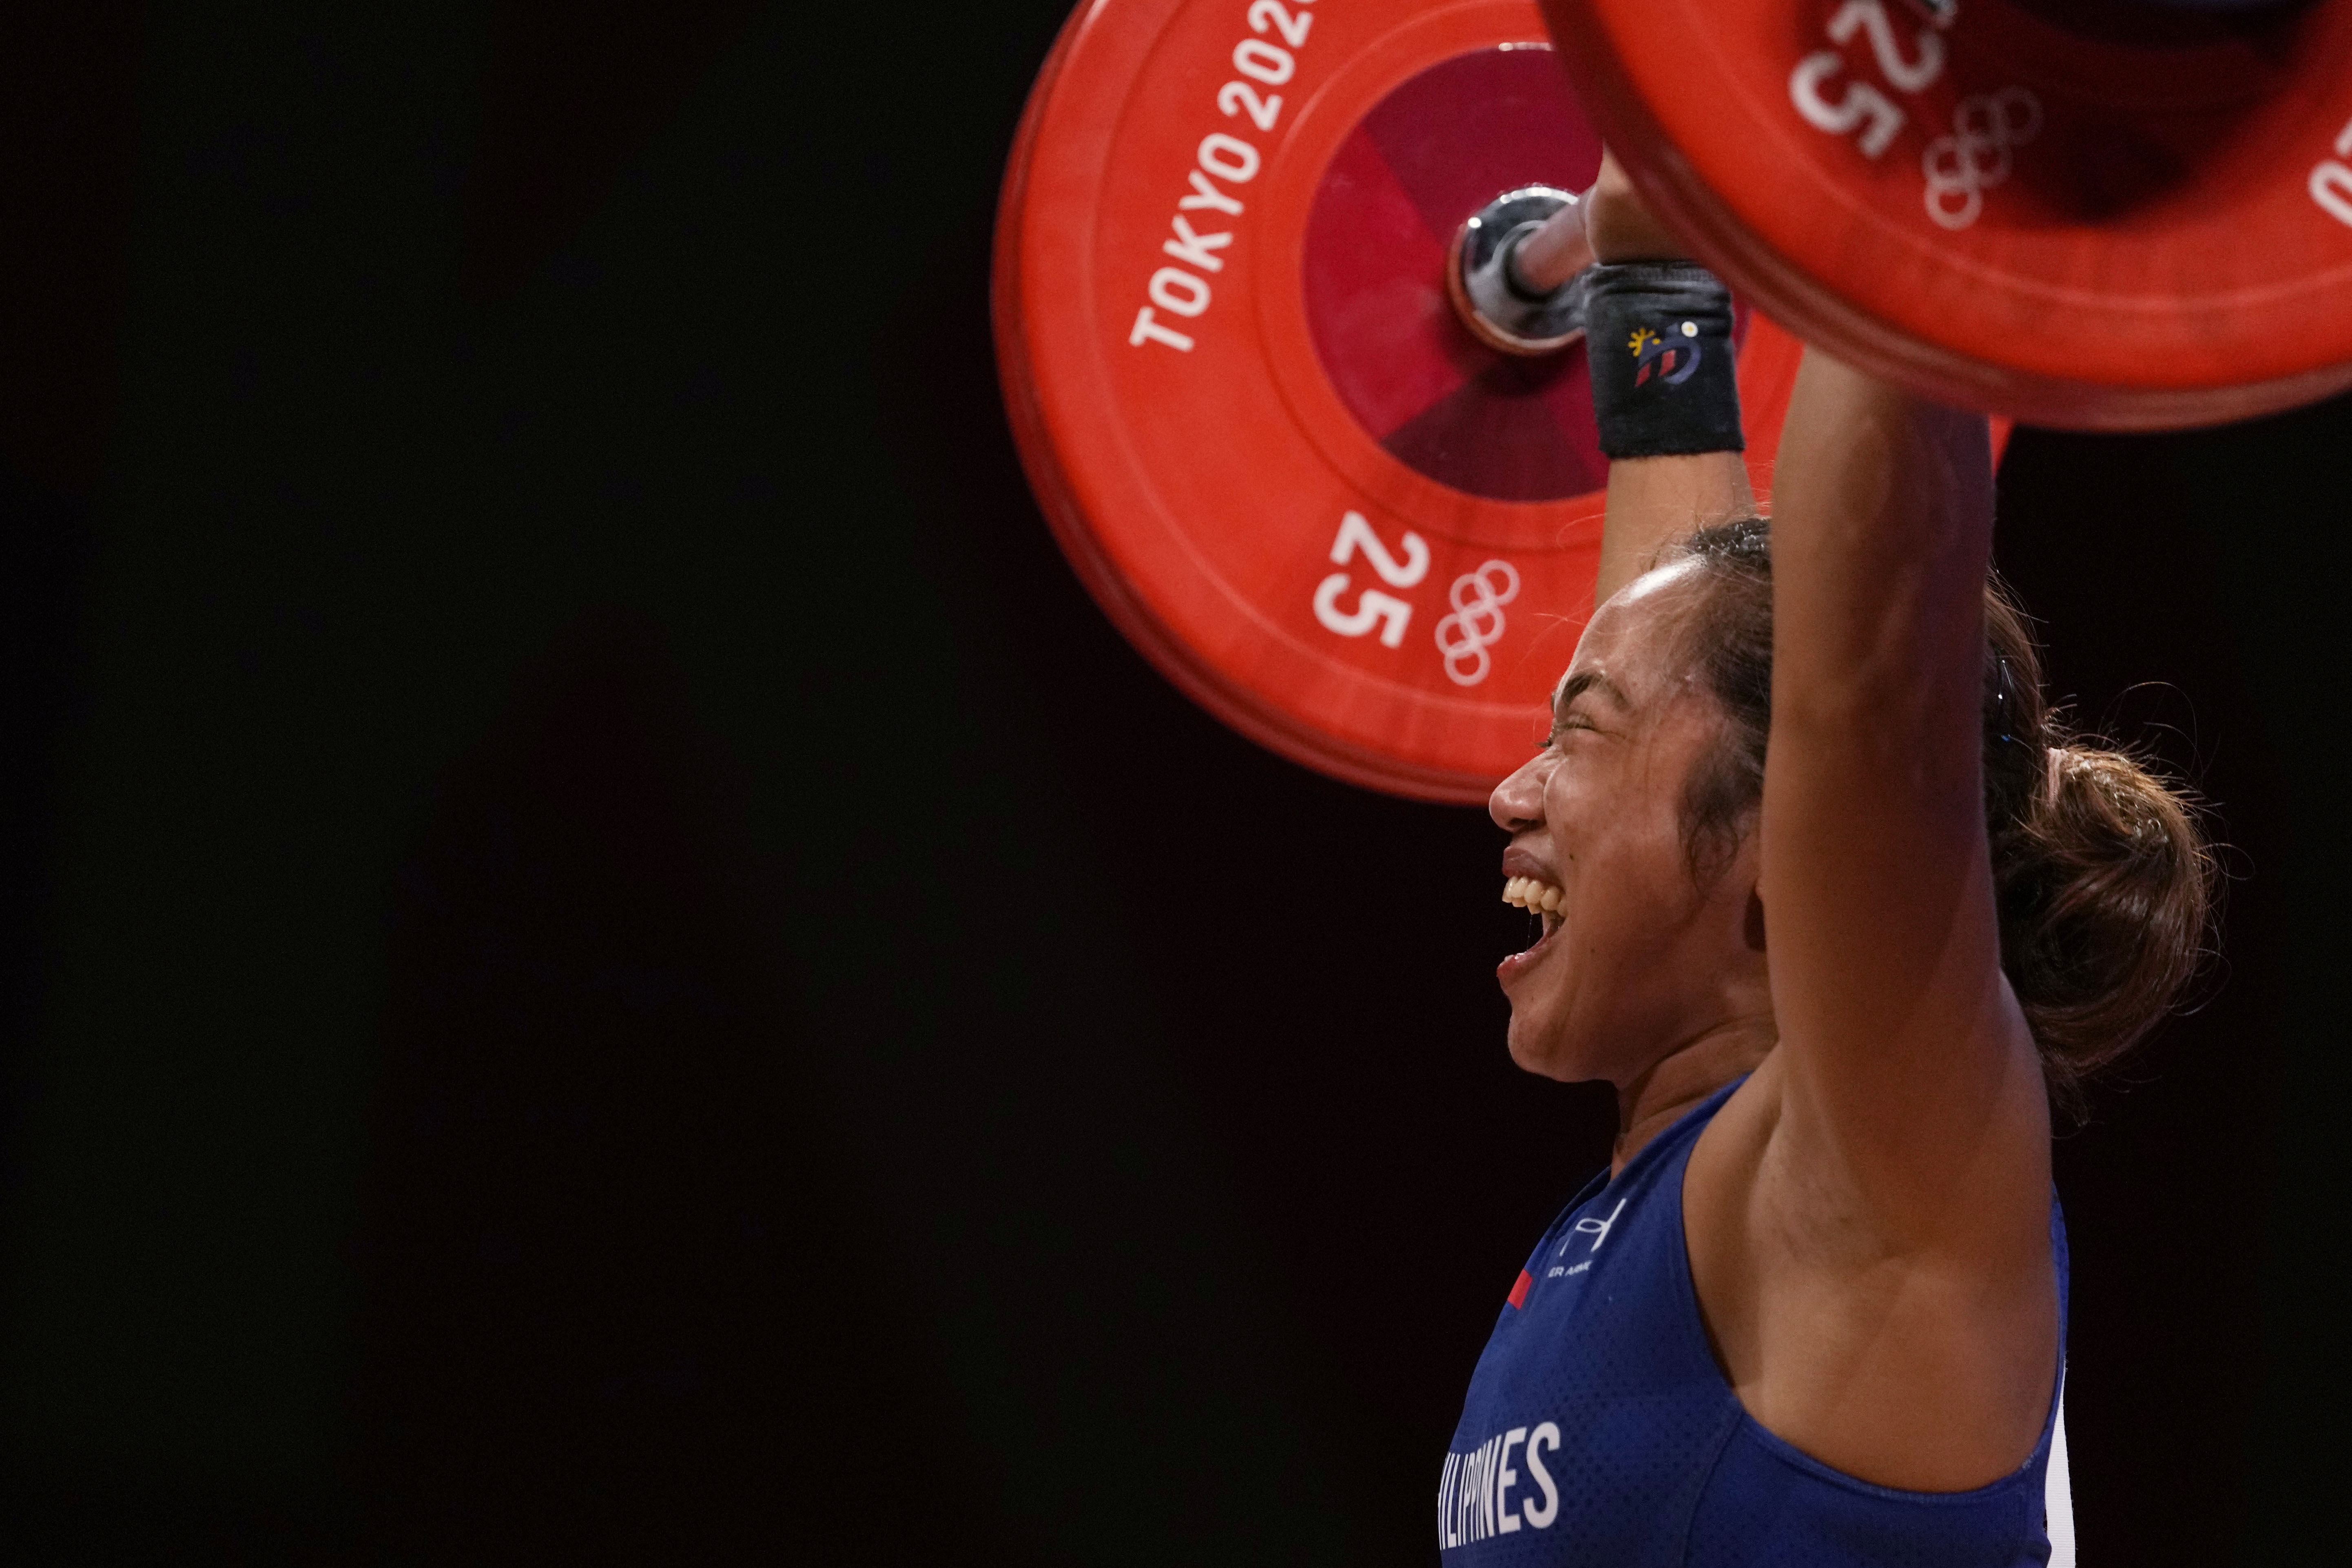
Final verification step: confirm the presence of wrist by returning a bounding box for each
[1585,262,1745,460]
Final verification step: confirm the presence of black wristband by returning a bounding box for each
[1583,262,1744,459]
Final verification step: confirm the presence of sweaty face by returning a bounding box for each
[1488,563,1760,1084]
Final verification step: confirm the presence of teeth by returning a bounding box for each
[1502,875,1566,914]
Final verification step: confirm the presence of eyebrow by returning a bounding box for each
[1553,670,1630,720]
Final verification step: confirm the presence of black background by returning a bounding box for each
[1,2,2345,1563]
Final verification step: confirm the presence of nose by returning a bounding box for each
[1489,749,1550,833]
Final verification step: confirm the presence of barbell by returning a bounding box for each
[1542,0,2352,429]
[994,0,2342,800]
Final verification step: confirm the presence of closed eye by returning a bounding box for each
[1546,670,1628,744]
[1546,712,1597,747]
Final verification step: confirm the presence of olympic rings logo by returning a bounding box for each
[1435,560,1520,687]
[1922,87,2042,232]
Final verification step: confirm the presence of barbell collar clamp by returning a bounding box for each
[1448,186,1588,358]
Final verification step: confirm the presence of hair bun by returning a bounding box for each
[1995,741,2213,1101]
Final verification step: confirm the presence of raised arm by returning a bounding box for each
[1679,346,2057,1494]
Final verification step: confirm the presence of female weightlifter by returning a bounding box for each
[1437,155,2211,1564]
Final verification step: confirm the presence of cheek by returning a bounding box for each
[1544,752,1682,877]
[1537,764,1600,871]
[1540,763,1705,946]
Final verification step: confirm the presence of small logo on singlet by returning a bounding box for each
[1546,1196,1625,1279]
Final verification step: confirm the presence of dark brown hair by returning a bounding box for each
[1667,515,2215,1106]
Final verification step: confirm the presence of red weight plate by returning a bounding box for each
[1541,0,2352,430]
[998,0,1809,802]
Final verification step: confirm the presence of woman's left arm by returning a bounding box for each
[1758,352,2046,1234]
[1692,349,2057,1491]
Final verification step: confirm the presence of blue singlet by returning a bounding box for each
[1439,1079,2070,1566]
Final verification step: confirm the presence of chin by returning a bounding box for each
[1504,1012,1573,1080]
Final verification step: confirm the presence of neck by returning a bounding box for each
[1610,1017,1776,1174]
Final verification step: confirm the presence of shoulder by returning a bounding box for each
[1681,1041,2062,1491]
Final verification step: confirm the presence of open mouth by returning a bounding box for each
[1502,876,1564,945]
